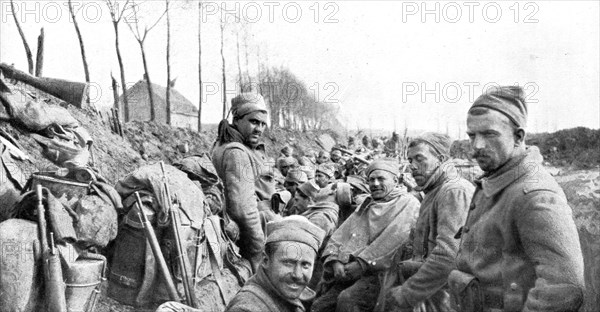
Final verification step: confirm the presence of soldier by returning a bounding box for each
[284,169,309,198]
[314,164,335,189]
[278,156,298,178]
[380,133,474,311]
[212,92,275,273]
[311,159,420,312]
[316,151,330,165]
[291,180,321,216]
[226,216,326,312]
[450,86,585,311]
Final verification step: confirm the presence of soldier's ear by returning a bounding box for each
[514,128,526,146]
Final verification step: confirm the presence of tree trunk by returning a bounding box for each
[111,75,119,109]
[139,42,155,121]
[11,0,34,75]
[35,28,44,77]
[113,21,129,122]
[165,0,171,125]
[69,0,90,84]
[236,31,243,90]
[197,1,202,132]
[220,18,227,119]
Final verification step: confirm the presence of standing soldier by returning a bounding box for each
[212,92,275,273]
[451,86,584,311]
[381,133,474,311]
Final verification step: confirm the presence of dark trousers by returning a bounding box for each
[311,275,380,312]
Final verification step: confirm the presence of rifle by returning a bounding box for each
[134,192,180,302]
[160,162,197,308]
[36,184,67,312]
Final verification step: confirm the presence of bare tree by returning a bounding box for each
[68,0,90,85]
[105,0,131,121]
[197,1,203,132]
[165,0,171,125]
[220,14,227,119]
[10,0,34,74]
[35,28,44,77]
[126,1,167,121]
[236,30,243,89]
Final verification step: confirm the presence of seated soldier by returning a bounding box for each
[284,169,308,197]
[311,159,420,312]
[314,164,335,189]
[277,156,298,178]
[226,216,326,312]
[316,151,330,165]
[286,180,320,216]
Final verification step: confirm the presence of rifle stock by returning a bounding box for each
[36,184,67,312]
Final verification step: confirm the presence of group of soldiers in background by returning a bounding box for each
[213,86,585,312]
[0,85,585,312]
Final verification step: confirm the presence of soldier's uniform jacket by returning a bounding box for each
[322,187,420,272]
[397,163,474,308]
[455,146,585,311]
[225,266,312,312]
[212,141,275,262]
[301,201,339,243]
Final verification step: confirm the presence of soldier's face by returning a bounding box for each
[317,154,329,164]
[284,181,299,196]
[331,152,341,162]
[467,110,519,172]
[263,242,316,300]
[234,111,267,145]
[315,172,330,188]
[407,143,442,187]
[368,170,397,199]
[292,191,312,214]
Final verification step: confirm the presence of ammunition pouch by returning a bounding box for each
[448,270,524,312]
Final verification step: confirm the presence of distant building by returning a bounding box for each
[120,78,198,131]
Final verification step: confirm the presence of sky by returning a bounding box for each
[1,0,599,139]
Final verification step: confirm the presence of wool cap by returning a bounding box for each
[470,86,528,128]
[410,132,452,158]
[231,92,268,122]
[297,180,320,199]
[278,156,298,168]
[316,164,335,179]
[266,215,326,252]
[366,158,400,178]
[285,169,308,184]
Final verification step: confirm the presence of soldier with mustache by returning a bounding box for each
[212,92,275,273]
[450,86,585,311]
[380,133,474,311]
[226,216,326,312]
[311,159,420,312]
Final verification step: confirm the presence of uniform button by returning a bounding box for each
[469,203,476,210]
[351,233,356,237]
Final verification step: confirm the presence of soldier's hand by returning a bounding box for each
[332,261,346,280]
[343,261,364,280]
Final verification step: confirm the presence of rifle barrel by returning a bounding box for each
[134,192,180,302]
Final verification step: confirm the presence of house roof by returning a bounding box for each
[121,80,198,115]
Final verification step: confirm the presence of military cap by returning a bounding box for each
[278,156,298,168]
[231,92,268,122]
[366,158,400,178]
[316,164,335,179]
[410,132,452,158]
[285,169,308,184]
[299,165,316,179]
[297,180,320,199]
[266,215,326,252]
[470,86,528,127]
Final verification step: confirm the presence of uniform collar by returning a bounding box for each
[476,146,543,197]
[254,266,311,311]
[414,161,457,194]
